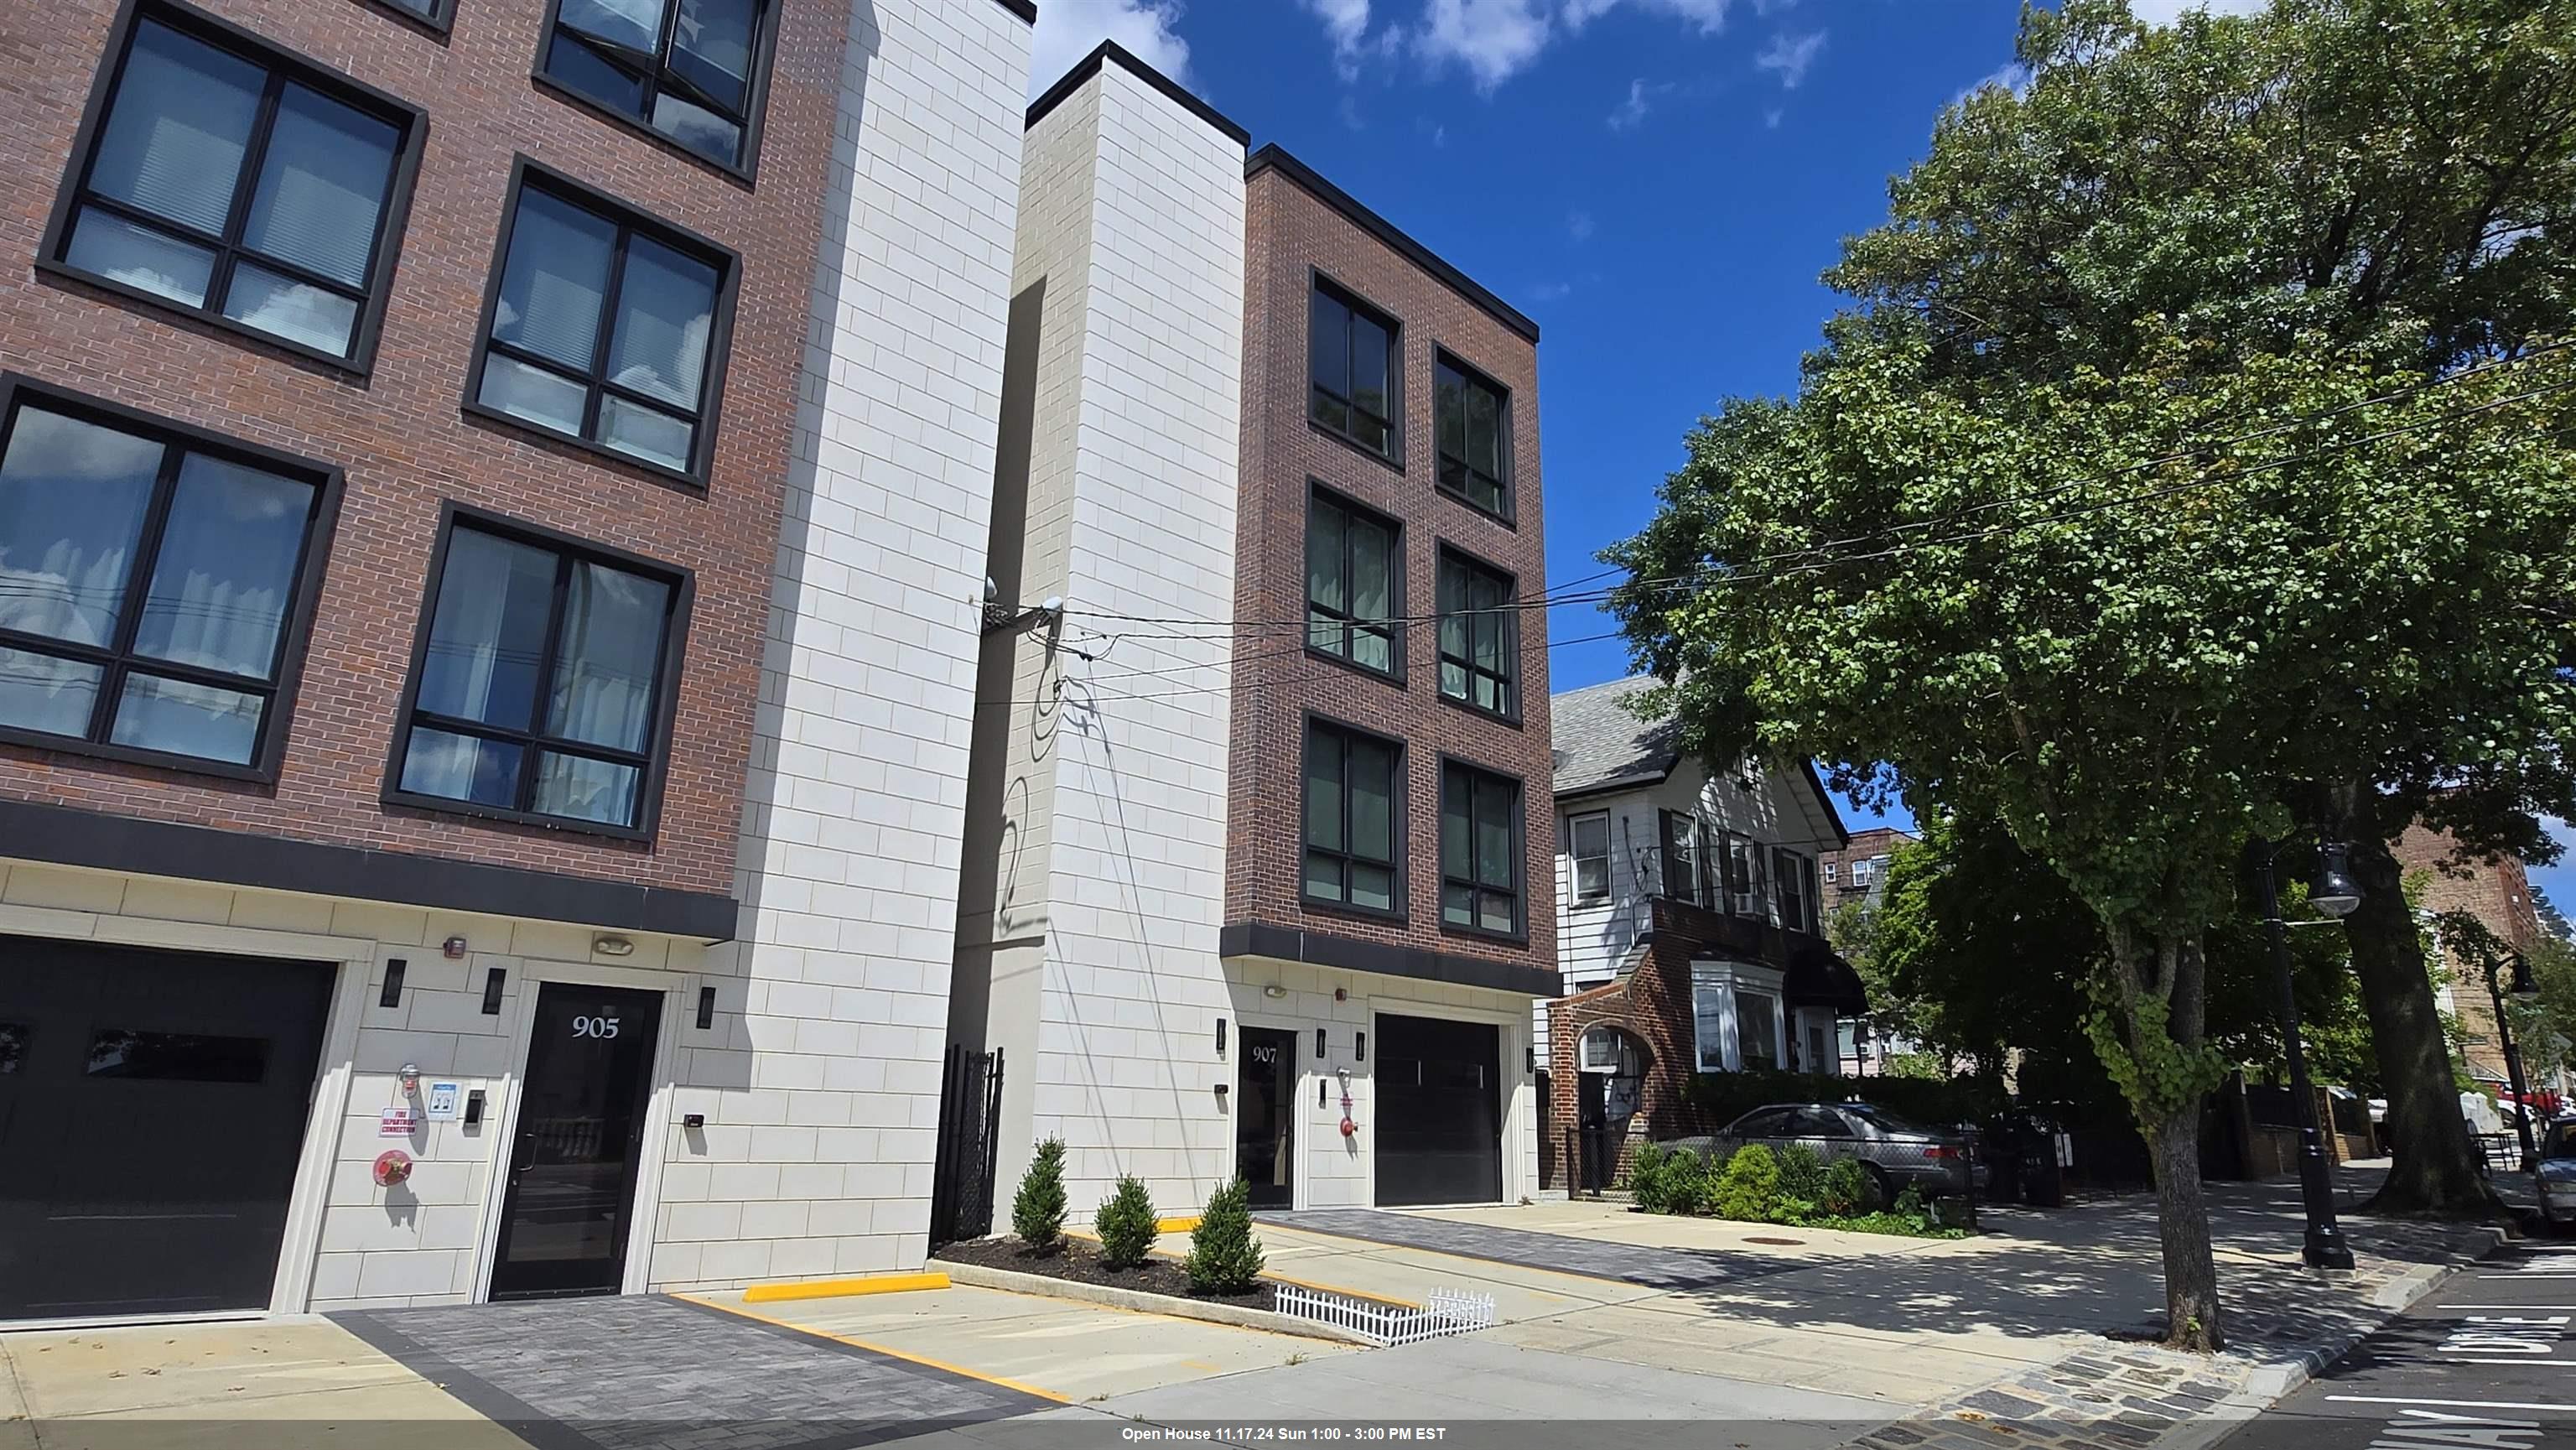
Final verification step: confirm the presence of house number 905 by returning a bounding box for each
[572,1016,621,1039]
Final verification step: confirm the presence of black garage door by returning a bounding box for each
[1374,1014,1503,1207]
[1,938,335,1320]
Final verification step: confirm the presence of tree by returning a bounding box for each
[1820,0,2576,1216]
[1610,7,2576,1349]
[1011,1137,1069,1252]
[1094,1176,1158,1270]
[1186,1178,1267,1294]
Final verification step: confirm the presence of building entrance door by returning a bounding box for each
[1236,1026,1297,1210]
[490,983,662,1300]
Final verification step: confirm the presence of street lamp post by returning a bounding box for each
[2255,835,2359,1271]
[2480,951,2542,1172]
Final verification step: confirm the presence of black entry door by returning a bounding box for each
[0,938,335,1320]
[1236,1026,1297,1210]
[491,984,662,1300]
[1375,1015,1503,1208]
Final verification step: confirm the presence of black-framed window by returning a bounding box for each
[1310,280,1398,460]
[45,7,421,366]
[1775,848,1807,933]
[364,0,452,28]
[541,0,775,173]
[391,516,686,834]
[1724,832,1766,917]
[1302,718,1400,915]
[1306,487,1399,678]
[470,168,732,483]
[1659,809,1706,905]
[1435,354,1509,519]
[1436,548,1515,718]
[1566,810,1609,902]
[1441,760,1522,936]
[0,385,334,775]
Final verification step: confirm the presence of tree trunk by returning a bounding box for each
[2142,1102,2224,1352]
[2345,831,2501,1216]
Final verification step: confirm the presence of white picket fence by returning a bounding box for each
[1272,1283,1498,1346]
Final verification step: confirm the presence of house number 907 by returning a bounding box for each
[571,1016,621,1039]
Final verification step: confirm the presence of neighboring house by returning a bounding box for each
[1540,677,1860,1188]
[2400,822,2547,1087]
[0,0,1033,1321]
[1820,825,1918,917]
[946,44,1556,1221]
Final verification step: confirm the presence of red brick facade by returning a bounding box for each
[1819,825,1916,918]
[0,0,849,897]
[1225,156,1555,980]
[2399,822,2547,1082]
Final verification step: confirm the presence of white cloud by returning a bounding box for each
[1952,61,2032,107]
[1028,0,1192,101]
[1415,0,1552,91]
[1339,94,1366,129]
[1564,0,1732,32]
[1763,104,1784,128]
[1607,77,1652,130]
[1567,210,1595,241]
[1754,29,1824,88]
[1306,0,1374,75]
[1530,280,1575,302]
[2127,0,2266,22]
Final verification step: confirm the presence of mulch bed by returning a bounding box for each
[935,1235,1275,1310]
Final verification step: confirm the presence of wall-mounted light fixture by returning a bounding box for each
[1334,987,1347,1003]
[1355,1031,1367,1062]
[1315,1027,1327,1059]
[696,985,717,1030]
[1264,985,1287,1000]
[1216,1016,1228,1052]
[480,968,506,1016]
[379,959,406,1009]
[592,934,636,958]
[442,936,468,959]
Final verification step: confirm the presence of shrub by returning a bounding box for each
[1186,1178,1266,1293]
[1012,1137,1069,1252]
[1710,1143,1784,1222]
[1820,1157,1874,1217]
[1095,1175,1158,1268]
[1775,1144,1826,1214]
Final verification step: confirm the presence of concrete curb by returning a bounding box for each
[937,1260,1379,1346]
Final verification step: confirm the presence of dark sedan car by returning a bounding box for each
[1680,1101,1979,1203]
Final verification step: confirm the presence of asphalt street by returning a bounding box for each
[2226,1240,2576,1450]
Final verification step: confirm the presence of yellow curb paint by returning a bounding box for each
[742,1271,949,1303]
[676,1294,1069,1404]
[1156,1216,1202,1234]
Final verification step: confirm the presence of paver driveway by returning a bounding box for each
[334,1295,1048,1450]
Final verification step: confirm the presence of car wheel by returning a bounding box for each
[1863,1163,1895,1212]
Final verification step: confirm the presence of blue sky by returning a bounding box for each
[1021,0,2574,918]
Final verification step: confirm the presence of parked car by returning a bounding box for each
[2536,1119,2576,1230]
[1676,1101,1979,1203]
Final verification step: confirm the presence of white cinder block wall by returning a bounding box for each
[657,0,1032,1291]
[959,55,1248,1219]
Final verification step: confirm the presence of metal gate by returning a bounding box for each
[930,1045,1004,1245]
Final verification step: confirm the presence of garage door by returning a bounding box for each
[0,938,335,1320]
[1374,1014,1502,1207]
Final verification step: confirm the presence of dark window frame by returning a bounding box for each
[382,502,694,844]
[1774,846,1806,933]
[1432,346,1514,526]
[530,0,782,184]
[0,373,343,784]
[356,0,454,36]
[1658,808,1707,906]
[461,156,741,493]
[1303,481,1405,685]
[1306,269,1404,470]
[1566,808,1610,903]
[1298,711,1408,925]
[37,0,431,376]
[1434,541,1519,725]
[1440,755,1526,943]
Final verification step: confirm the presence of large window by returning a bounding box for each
[1737,990,1782,1070]
[1775,849,1807,933]
[1436,548,1515,718]
[1434,353,1509,519]
[1441,760,1522,936]
[1302,718,1400,914]
[540,0,775,172]
[1306,487,1399,678]
[470,166,733,483]
[1725,833,1766,917]
[1566,810,1610,902]
[1309,280,1398,461]
[390,514,687,834]
[1659,810,1706,904]
[0,384,334,775]
[47,9,419,366]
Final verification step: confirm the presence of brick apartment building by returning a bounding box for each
[0,0,1033,1321]
[948,44,1559,1222]
[1820,824,1919,917]
[2398,822,2550,1087]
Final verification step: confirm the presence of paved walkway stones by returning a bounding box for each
[333,1294,1049,1450]
[1255,1207,1808,1290]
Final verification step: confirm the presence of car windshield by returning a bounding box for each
[2546,1122,2576,1161]
[1841,1103,1929,1136]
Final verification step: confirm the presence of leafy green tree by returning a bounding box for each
[1094,1176,1158,1269]
[1011,1137,1069,1253]
[1610,0,2576,1346]
[1824,0,2576,1218]
[1185,1179,1266,1294]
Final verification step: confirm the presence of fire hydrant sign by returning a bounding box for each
[379,1106,417,1138]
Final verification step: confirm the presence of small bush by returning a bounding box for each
[1820,1157,1874,1217]
[1095,1175,1158,1269]
[1710,1143,1784,1222]
[1775,1144,1826,1215]
[1012,1137,1069,1252]
[1186,1178,1266,1293]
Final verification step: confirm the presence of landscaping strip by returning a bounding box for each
[937,1259,1378,1346]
